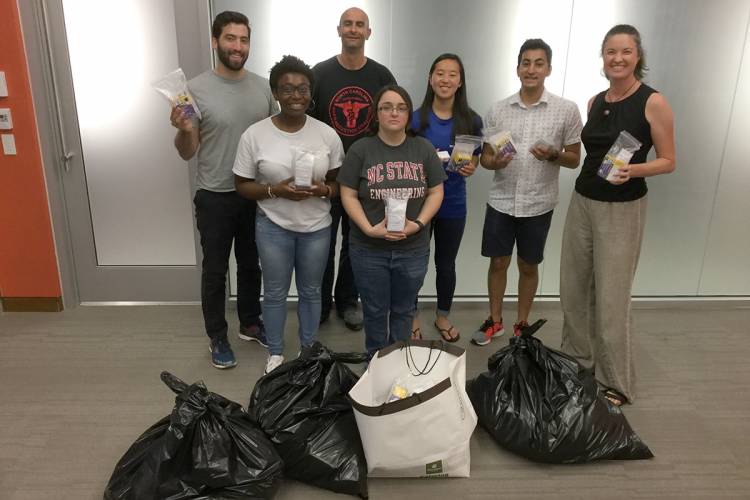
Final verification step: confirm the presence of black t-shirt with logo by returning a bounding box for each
[311,56,396,152]
[337,135,447,251]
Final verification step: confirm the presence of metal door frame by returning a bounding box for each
[18,0,214,305]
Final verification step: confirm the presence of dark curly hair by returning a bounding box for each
[269,55,315,91]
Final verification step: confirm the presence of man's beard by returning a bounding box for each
[216,46,247,70]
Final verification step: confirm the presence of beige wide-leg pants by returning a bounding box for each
[560,191,647,403]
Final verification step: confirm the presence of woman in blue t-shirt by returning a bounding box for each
[410,54,483,342]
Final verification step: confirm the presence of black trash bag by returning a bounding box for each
[104,372,284,500]
[467,319,653,463]
[248,342,369,498]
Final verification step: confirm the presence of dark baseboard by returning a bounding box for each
[1,297,64,312]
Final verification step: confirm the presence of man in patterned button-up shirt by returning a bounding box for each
[471,38,583,347]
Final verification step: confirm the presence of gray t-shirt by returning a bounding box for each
[337,135,446,250]
[188,70,278,192]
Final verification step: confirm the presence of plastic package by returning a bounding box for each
[466,320,654,463]
[104,372,283,500]
[597,130,642,181]
[384,197,408,232]
[152,68,202,119]
[436,149,451,163]
[448,135,482,172]
[291,147,315,188]
[386,375,437,403]
[532,139,554,153]
[248,342,369,497]
[484,127,517,156]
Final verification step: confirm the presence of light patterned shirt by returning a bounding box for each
[484,89,582,217]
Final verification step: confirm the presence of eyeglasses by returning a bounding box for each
[278,85,311,97]
[378,104,409,114]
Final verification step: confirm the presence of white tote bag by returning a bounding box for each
[348,340,477,477]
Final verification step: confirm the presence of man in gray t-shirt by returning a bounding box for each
[170,11,277,370]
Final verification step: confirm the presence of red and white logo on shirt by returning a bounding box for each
[329,86,373,137]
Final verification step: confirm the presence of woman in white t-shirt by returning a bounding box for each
[233,55,344,374]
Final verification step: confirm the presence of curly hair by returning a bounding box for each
[268,55,314,91]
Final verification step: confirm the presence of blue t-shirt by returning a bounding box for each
[410,109,482,218]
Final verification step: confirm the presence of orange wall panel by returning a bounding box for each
[0,0,61,298]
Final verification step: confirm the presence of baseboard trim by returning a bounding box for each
[1,297,64,312]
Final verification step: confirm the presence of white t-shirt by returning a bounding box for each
[233,116,344,232]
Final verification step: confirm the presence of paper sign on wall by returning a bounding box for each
[0,72,8,97]
[0,108,12,129]
[2,134,16,155]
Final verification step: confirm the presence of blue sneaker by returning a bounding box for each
[239,323,268,348]
[209,339,237,369]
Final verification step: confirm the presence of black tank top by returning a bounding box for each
[575,83,657,202]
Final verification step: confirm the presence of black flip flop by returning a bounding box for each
[435,321,460,343]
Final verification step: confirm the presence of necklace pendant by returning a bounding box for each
[603,109,610,116]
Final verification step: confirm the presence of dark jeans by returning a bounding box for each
[194,189,262,341]
[350,244,429,357]
[321,197,359,315]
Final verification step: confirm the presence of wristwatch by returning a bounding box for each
[414,219,425,232]
[548,149,560,162]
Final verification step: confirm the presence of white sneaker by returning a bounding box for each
[264,354,284,374]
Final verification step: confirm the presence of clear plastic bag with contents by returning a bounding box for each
[597,130,642,181]
[152,68,202,119]
[484,127,517,156]
[448,135,482,172]
[386,375,437,403]
[532,139,554,154]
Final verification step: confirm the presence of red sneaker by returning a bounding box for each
[513,320,529,337]
[471,317,505,346]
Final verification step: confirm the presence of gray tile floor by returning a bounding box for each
[1,301,749,499]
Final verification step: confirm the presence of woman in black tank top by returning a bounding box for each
[559,25,676,406]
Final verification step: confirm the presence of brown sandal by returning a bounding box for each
[603,388,628,407]
[434,321,460,343]
[411,328,422,340]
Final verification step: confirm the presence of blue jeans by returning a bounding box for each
[350,244,430,356]
[256,214,330,355]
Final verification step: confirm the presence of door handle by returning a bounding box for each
[39,0,76,173]
[62,151,75,171]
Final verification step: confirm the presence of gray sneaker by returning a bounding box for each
[339,307,363,331]
[470,317,505,346]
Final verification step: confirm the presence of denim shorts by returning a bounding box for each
[480,205,553,264]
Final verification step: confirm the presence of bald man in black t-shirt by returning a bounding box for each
[310,7,396,330]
